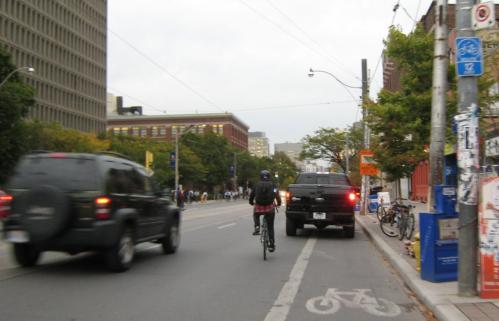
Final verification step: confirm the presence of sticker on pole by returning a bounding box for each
[472,2,496,31]
[455,37,483,77]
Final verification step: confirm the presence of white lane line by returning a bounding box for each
[264,237,317,321]
[217,223,237,229]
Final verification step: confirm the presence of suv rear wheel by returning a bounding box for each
[13,243,41,267]
[106,228,135,272]
[286,218,297,236]
[161,220,180,254]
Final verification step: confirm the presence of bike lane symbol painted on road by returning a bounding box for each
[306,288,401,317]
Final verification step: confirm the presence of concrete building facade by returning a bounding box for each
[0,0,107,133]
[107,113,249,150]
[274,142,304,169]
[248,132,269,158]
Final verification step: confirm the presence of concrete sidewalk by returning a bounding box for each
[357,208,499,321]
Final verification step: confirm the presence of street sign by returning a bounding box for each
[359,150,379,176]
[455,37,483,77]
[472,2,496,31]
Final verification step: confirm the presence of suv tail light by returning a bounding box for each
[95,197,112,220]
[347,191,357,204]
[0,194,13,219]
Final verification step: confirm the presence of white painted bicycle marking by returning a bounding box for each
[306,288,401,317]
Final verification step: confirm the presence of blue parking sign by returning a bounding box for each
[455,37,483,77]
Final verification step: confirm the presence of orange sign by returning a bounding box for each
[360,150,379,176]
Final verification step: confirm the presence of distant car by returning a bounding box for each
[2,152,181,272]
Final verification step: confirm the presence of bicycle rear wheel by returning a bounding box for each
[404,212,415,240]
[380,213,399,237]
[398,214,406,241]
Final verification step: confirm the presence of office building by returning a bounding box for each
[0,0,107,133]
[248,132,270,158]
[274,142,304,169]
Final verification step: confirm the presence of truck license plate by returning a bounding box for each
[313,212,326,220]
[5,230,29,243]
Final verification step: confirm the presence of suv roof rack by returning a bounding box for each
[96,151,132,161]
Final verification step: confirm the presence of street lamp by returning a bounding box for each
[308,68,361,89]
[0,66,35,89]
[175,124,196,192]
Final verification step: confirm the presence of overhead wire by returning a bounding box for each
[237,0,359,83]
[108,29,224,112]
[232,100,355,112]
[263,0,360,81]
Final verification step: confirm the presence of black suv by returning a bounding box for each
[1,152,181,271]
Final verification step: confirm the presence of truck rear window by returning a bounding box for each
[296,174,350,185]
[8,157,99,191]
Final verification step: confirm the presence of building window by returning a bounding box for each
[172,126,177,136]
[120,127,129,136]
[113,128,120,136]
[140,128,147,137]
[218,125,224,134]
[197,124,205,134]
[151,126,158,137]
[132,127,139,136]
[159,127,166,136]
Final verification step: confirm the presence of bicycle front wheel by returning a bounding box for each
[376,206,386,221]
[261,226,268,260]
[380,214,399,238]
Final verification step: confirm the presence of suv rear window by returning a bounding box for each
[295,173,350,185]
[8,156,99,191]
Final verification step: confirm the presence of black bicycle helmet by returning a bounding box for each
[260,170,271,180]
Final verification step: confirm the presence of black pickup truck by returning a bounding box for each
[285,172,358,238]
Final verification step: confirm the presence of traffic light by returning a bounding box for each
[145,150,154,169]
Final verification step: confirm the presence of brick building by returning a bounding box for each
[107,113,249,150]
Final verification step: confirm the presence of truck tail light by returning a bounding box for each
[286,191,292,203]
[0,194,13,219]
[95,196,112,220]
[347,191,357,204]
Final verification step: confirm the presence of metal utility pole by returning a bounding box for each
[360,59,370,215]
[345,134,350,175]
[456,0,479,297]
[175,131,180,192]
[428,0,449,210]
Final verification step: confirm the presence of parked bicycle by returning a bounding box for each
[379,199,409,238]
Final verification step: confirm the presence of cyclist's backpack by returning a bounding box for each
[255,181,275,205]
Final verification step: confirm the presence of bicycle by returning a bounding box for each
[379,200,406,238]
[258,205,278,261]
[398,204,415,241]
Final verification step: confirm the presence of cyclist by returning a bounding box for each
[249,170,281,252]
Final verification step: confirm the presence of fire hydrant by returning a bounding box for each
[413,232,421,272]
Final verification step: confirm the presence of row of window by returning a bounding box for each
[1,0,106,47]
[110,124,226,137]
[0,15,106,81]
[29,102,106,134]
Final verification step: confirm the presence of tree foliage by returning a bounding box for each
[367,26,457,181]
[0,49,35,184]
[300,126,363,179]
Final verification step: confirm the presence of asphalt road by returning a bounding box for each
[0,200,430,321]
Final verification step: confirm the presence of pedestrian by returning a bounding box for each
[176,186,185,209]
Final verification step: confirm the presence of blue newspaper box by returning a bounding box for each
[420,185,458,282]
[434,185,457,214]
[368,195,378,213]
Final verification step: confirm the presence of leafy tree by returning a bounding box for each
[269,151,298,189]
[367,26,457,181]
[300,126,364,176]
[0,49,35,184]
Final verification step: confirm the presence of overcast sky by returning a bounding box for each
[107,0,436,148]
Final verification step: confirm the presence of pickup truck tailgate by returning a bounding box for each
[287,184,354,213]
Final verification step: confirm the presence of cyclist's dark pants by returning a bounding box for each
[254,211,275,245]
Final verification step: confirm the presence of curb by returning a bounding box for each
[356,215,469,321]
